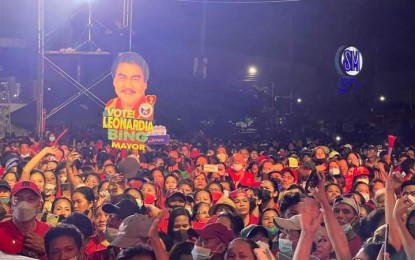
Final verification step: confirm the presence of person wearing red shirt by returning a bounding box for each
[229,189,259,227]
[227,153,255,188]
[0,180,50,258]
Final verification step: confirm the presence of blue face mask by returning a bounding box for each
[0,197,10,204]
[278,238,293,256]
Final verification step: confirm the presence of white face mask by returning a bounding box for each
[357,178,369,185]
[191,244,211,260]
[60,176,67,183]
[49,136,56,142]
[278,238,293,256]
[231,164,243,172]
[362,193,370,202]
[136,199,143,208]
[44,183,57,196]
[329,168,340,175]
[104,227,119,242]
[223,190,230,198]
[13,201,38,222]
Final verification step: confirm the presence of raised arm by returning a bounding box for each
[20,146,58,181]
[384,172,403,251]
[66,151,81,192]
[392,196,415,260]
[148,209,169,260]
[310,172,352,260]
[293,198,323,260]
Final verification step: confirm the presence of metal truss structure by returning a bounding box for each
[37,0,134,137]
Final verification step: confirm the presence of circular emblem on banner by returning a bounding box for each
[335,46,363,76]
[138,103,153,118]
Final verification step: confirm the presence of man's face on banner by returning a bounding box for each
[113,63,147,109]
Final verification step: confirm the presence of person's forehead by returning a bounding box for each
[115,62,144,74]
[56,199,71,207]
[49,235,76,247]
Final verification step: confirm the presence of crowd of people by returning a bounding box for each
[0,134,414,260]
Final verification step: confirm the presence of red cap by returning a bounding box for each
[194,223,234,245]
[353,166,369,178]
[190,150,201,159]
[11,181,41,197]
[281,167,299,183]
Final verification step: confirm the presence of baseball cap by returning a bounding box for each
[273,214,302,231]
[328,151,340,159]
[208,197,237,216]
[240,224,269,239]
[274,214,323,245]
[110,213,153,248]
[194,223,234,245]
[368,145,378,151]
[165,189,186,201]
[5,157,19,171]
[11,181,41,197]
[333,195,360,215]
[0,180,11,191]
[343,144,352,149]
[102,199,143,220]
[288,158,299,168]
[353,166,369,178]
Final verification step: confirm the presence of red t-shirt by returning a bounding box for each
[348,234,363,257]
[227,169,255,187]
[85,234,108,255]
[0,219,50,257]
[248,215,259,226]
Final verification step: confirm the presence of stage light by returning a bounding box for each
[248,66,257,76]
[335,136,341,141]
[379,96,386,102]
[297,98,302,103]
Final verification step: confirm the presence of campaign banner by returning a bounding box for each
[103,52,158,151]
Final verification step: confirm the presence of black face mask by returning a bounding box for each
[314,158,326,165]
[249,198,257,211]
[167,157,177,166]
[173,229,189,242]
[259,189,271,202]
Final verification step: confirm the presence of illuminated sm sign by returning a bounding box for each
[335,46,363,76]
[335,46,363,94]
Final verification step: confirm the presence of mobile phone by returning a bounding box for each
[203,164,218,173]
[37,212,60,226]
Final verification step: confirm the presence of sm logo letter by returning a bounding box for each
[335,46,363,76]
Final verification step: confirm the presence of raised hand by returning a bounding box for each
[393,195,413,223]
[385,171,403,191]
[66,151,81,167]
[299,198,323,233]
[309,171,329,205]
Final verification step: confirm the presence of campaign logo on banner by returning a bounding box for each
[335,46,363,94]
[146,135,170,145]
